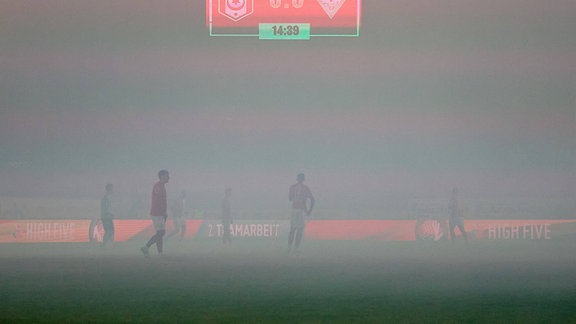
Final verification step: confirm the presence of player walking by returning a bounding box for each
[141,170,169,257]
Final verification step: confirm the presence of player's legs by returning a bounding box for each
[145,230,165,250]
[145,231,158,247]
[222,222,231,244]
[288,227,296,247]
[102,219,114,245]
[156,230,165,253]
[449,219,457,241]
[289,209,305,250]
[294,227,304,249]
[179,222,186,241]
[456,221,467,241]
[142,216,166,255]
[110,221,115,243]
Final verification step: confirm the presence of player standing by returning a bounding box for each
[100,183,115,246]
[167,190,187,242]
[141,170,169,257]
[288,173,314,253]
[221,188,233,245]
[449,187,468,242]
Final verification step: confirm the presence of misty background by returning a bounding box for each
[1,0,574,220]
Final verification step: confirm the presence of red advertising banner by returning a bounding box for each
[414,218,576,241]
[197,220,286,239]
[88,219,204,243]
[305,220,417,241]
[461,220,576,241]
[0,220,91,243]
[2,219,575,243]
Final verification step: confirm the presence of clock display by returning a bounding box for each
[259,23,309,39]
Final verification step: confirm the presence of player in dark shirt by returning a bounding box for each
[288,173,314,253]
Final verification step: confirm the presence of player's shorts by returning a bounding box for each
[290,209,306,229]
[151,216,166,231]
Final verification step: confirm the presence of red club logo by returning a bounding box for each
[89,219,104,242]
[415,218,446,241]
[219,0,254,21]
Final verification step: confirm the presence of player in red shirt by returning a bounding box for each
[141,170,169,257]
[288,173,314,253]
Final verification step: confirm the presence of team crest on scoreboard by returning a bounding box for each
[218,0,254,21]
[316,0,346,19]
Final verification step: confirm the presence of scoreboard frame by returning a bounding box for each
[207,0,361,39]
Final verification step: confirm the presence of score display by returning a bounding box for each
[207,0,361,39]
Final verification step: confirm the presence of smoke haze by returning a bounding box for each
[1,0,574,219]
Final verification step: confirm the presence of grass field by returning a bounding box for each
[2,239,575,323]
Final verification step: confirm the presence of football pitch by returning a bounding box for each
[2,239,575,323]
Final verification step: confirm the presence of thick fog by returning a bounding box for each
[1,0,574,220]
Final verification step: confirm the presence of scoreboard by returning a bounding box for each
[207,0,361,39]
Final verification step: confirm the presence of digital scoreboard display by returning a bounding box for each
[207,0,361,39]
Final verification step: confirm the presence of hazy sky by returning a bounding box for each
[1,1,574,214]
